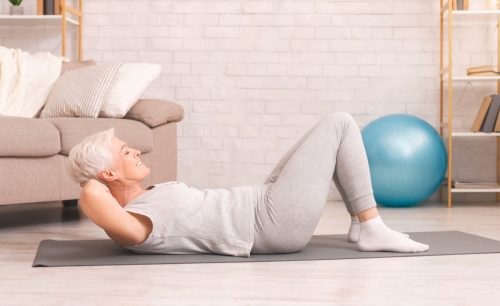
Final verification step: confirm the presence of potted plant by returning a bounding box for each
[9,0,24,15]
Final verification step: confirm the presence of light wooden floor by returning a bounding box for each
[1,200,500,306]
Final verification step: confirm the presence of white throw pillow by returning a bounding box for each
[40,63,122,118]
[98,63,161,118]
[0,46,64,118]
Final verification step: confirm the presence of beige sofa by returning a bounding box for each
[0,98,184,206]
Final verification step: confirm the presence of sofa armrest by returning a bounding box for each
[124,99,184,128]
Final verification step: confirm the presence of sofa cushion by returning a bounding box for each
[42,118,153,156]
[0,116,60,157]
[125,99,184,128]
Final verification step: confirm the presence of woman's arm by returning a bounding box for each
[79,179,147,245]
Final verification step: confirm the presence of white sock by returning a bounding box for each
[348,216,361,242]
[348,215,409,243]
[357,216,429,252]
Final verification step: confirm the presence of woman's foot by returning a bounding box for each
[348,215,409,243]
[356,216,429,252]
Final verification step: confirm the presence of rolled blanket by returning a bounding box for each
[0,46,64,117]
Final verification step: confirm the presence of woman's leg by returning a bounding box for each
[259,112,379,243]
[262,115,388,243]
[253,112,375,253]
[251,112,428,254]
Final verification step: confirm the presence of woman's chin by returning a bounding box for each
[133,165,150,180]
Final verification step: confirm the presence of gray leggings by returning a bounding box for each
[251,112,377,254]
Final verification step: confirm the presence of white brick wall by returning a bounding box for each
[2,0,499,203]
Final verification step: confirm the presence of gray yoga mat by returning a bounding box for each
[32,231,500,267]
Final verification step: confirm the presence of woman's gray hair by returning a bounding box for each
[67,128,115,185]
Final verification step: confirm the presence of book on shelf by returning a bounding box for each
[471,95,493,132]
[37,0,61,15]
[452,0,469,10]
[467,71,500,76]
[495,102,500,132]
[466,65,500,76]
[444,179,498,189]
[480,95,500,132]
[467,65,495,74]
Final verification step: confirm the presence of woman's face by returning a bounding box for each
[107,137,150,183]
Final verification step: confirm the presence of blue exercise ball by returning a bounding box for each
[361,114,447,207]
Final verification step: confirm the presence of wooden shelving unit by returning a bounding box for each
[0,0,82,60]
[439,1,500,207]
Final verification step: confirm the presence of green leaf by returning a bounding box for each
[9,0,23,6]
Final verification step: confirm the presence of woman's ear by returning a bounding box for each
[97,169,116,183]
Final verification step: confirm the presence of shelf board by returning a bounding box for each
[444,75,500,82]
[444,182,500,193]
[451,187,500,193]
[453,9,500,16]
[452,132,500,137]
[0,15,78,26]
[442,9,500,20]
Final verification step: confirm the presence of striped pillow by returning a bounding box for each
[40,63,122,118]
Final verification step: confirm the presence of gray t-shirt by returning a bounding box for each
[120,181,262,257]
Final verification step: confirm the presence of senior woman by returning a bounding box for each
[68,112,429,258]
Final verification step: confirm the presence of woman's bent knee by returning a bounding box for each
[319,112,357,132]
[324,112,355,124]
